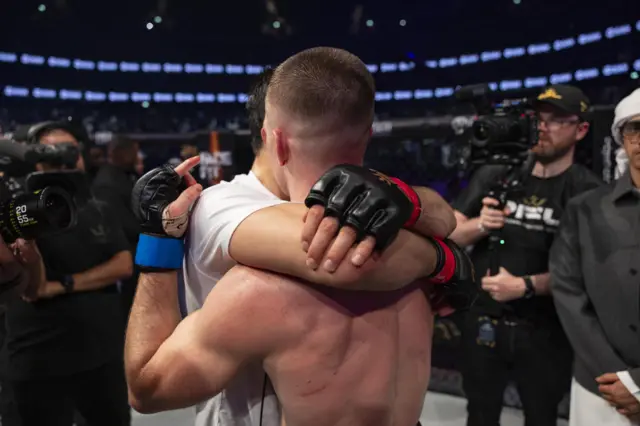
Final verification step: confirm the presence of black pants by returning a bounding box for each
[461,312,572,426]
[11,361,130,426]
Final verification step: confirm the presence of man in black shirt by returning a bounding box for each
[450,85,602,426]
[4,126,133,426]
[92,136,141,317]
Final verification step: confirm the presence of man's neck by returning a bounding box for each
[250,157,288,200]
[531,150,574,178]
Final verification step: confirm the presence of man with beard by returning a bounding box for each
[550,88,640,426]
[449,84,602,426]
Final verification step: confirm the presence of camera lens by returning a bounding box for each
[0,186,77,243]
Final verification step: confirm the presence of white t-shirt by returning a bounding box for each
[183,172,286,426]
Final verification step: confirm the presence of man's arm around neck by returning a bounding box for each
[229,203,439,291]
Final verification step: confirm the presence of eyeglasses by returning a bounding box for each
[537,116,580,131]
[622,122,640,144]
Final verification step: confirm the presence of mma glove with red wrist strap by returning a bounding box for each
[305,164,422,251]
[131,165,187,273]
[426,238,477,312]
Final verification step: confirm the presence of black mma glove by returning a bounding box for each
[426,238,477,312]
[131,165,188,272]
[304,164,422,251]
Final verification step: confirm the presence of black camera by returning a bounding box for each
[455,84,539,168]
[0,138,84,243]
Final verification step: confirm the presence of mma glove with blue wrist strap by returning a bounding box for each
[131,165,187,272]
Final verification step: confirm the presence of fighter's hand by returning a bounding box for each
[302,165,420,272]
[479,197,510,231]
[132,156,203,239]
[597,373,640,416]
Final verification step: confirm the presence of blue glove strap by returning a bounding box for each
[135,234,184,270]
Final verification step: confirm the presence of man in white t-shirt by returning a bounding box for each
[126,48,464,426]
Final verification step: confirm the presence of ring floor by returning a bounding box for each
[130,392,570,426]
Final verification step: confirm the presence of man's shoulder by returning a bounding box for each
[566,164,603,194]
[565,180,611,212]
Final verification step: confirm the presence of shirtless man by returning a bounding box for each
[125,47,473,426]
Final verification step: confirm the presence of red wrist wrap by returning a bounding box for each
[390,177,422,227]
[430,238,456,284]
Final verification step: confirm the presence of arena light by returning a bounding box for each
[154,16,162,24]
[3,61,633,103]
[3,86,29,97]
[120,61,140,72]
[85,91,106,102]
[459,54,479,65]
[527,43,551,55]
[20,54,44,65]
[380,63,399,72]
[38,4,46,12]
[438,58,457,68]
[142,62,162,72]
[366,20,374,27]
[1,20,636,76]
[605,24,632,39]
[73,59,95,70]
[146,23,154,30]
[553,38,575,51]
[399,19,407,27]
[0,52,16,63]
[97,61,118,71]
[366,64,379,73]
[577,31,602,45]
[481,51,501,62]
[48,57,70,68]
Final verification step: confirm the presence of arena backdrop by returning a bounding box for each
[96,107,618,417]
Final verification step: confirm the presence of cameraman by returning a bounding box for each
[450,85,602,426]
[3,125,133,426]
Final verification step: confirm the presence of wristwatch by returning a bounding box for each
[523,276,535,299]
[60,275,75,293]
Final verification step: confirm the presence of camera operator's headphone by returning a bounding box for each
[14,121,90,146]
[12,121,92,170]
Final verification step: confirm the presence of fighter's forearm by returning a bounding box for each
[72,251,133,292]
[410,187,457,238]
[125,272,182,396]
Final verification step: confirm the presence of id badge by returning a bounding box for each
[476,316,497,348]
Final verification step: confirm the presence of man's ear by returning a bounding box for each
[274,129,289,166]
[575,121,590,142]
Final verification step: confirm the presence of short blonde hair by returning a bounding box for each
[267,47,375,136]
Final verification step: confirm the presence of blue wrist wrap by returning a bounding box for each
[135,234,184,270]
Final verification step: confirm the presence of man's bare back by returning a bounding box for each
[215,265,434,426]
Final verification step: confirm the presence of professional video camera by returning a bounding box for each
[454,84,539,169]
[454,84,540,275]
[0,136,86,244]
